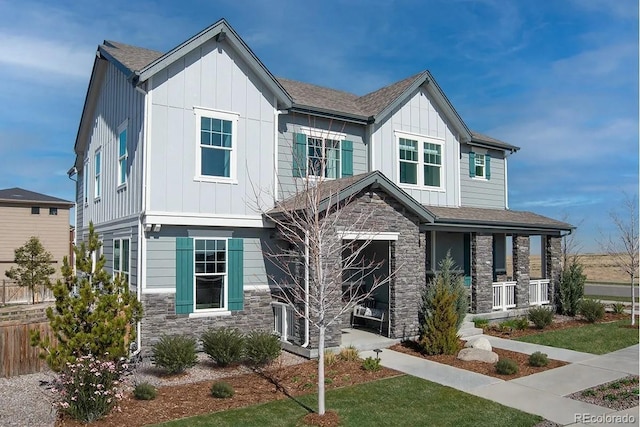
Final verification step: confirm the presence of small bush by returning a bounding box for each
[611,302,626,314]
[244,330,281,367]
[528,351,549,367]
[324,350,338,366]
[495,358,519,375]
[361,356,381,372]
[579,299,605,323]
[201,327,245,367]
[210,381,234,398]
[151,334,198,374]
[133,382,157,400]
[556,260,586,316]
[338,346,359,362]
[513,317,529,331]
[528,307,553,329]
[473,318,489,329]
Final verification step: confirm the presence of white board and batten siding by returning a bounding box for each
[372,87,460,207]
[460,144,506,209]
[147,38,277,218]
[277,115,368,200]
[79,61,145,229]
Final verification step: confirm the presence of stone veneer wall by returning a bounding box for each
[471,233,493,313]
[513,235,530,307]
[545,236,562,304]
[140,289,273,355]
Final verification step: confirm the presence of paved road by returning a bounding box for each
[585,283,639,298]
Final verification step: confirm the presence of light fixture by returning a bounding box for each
[152,224,162,232]
[144,224,152,232]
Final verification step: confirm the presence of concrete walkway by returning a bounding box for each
[361,342,639,426]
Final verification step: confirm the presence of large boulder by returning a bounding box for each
[457,348,499,363]
[464,337,492,352]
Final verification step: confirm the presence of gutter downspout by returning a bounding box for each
[302,231,310,348]
[504,149,516,210]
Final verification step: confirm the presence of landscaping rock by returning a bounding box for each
[464,337,492,351]
[457,348,499,363]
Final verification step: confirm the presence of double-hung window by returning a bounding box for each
[475,153,485,178]
[469,152,491,180]
[94,150,102,199]
[195,108,238,181]
[113,238,130,284]
[397,132,443,188]
[293,129,353,179]
[308,137,341,178]
[194,239,227,310]
[117,122,128,186]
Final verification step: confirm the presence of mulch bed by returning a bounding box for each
[390,340,567,380]
[56,359,400,427]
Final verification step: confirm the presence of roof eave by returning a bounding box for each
[288,105,370,124]
[430,217,574,233]
[0,199,74,208]
[469,138,520,153]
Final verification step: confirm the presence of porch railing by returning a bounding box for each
[272,302,295,342]
[529,279,550,306]
[492,281,516,311]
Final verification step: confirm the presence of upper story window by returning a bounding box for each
[194,107,238,182]
[195,239,227,311]
[49,207,58,215]
[113,238,130,284]
[83,159,89,205]
[31,206,40,215]
[469,152,491,180]
[117,122,128,186]
[94,149,102,199]
[293,128,353,179]
[396,132,443,188]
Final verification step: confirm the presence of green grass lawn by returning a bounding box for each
[516,319,639,354]
[155,375,542,427]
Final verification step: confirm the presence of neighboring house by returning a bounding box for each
[0,188,74,302]
[70,19,572,355]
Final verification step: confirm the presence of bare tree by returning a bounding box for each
[599,194,638,325]
[259,121,394,417]
[560,214,583,270]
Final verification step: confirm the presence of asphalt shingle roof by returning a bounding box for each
[425,205,573,230]
[100,41,163,73]
[0,188,73,206]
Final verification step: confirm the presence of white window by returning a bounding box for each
[475,153,486,178]
[117,122,128,186]
[194,108,238,182]
[194,239,227,311]
[94,150,101,199]
[113,238,130,284]
[83,159,89,204]
[396,132,443,188]
[308,137,341,178]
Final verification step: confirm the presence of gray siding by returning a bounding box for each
[460,145,506,208]
[147,37,276,216]
[145,226,273,292]
[372,87,460,207]
[80,61,145,227]
[277,114,367,200]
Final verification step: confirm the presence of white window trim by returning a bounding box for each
[193,237,229,313]
[83,158,89,206]
[113,238,130,282]
[94,148,102,200]
[395,131,445,191]
[117,120,128,188]
[193,107,239,184]
[299,126,347,181]
[473,152,487,180]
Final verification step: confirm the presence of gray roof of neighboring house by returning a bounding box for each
[424,205,573,232]
[0,188,73,206]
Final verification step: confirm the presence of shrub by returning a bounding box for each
[151,334,198,374]
[133,382,157,400]
[324,350,338,366]
[201,327,244,367]
[338,346,359,362]
[244,330,281,367]
[556,260,586,316]
[420,253,468,331]
[579,299,605,323]
[473,318,489,329]
[611,302,626,314]
[495,358,519,375]
[51,355,126,422]
[528,351,549,367]
[513,317,530,331]
[528,306,554,329]
[361,356,381,372]
[210,381,235,398]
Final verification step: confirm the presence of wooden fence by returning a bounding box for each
[0,321,55,377]
[1,279,55,305]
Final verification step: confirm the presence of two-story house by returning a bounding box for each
[71,19,572,356]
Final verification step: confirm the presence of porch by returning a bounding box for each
[491,279,551,311]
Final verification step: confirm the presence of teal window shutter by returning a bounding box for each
[228,238,244,311]
[469,152,476,177]
[341,140,353,177]
[292,133,307,177]
[485,154,491,180]
[175,237,194,314]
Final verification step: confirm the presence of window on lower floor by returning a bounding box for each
[195,239,227,310]
[113,238,130,284]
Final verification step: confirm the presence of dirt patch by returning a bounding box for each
[567,376,639,410]
[55,357,400,426]
[389,340,567,380]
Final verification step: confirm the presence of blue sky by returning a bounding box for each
[0,0,637,252]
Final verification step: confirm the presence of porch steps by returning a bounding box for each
[458,320,483,339]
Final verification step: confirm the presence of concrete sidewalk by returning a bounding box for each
[361,342,639,426]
